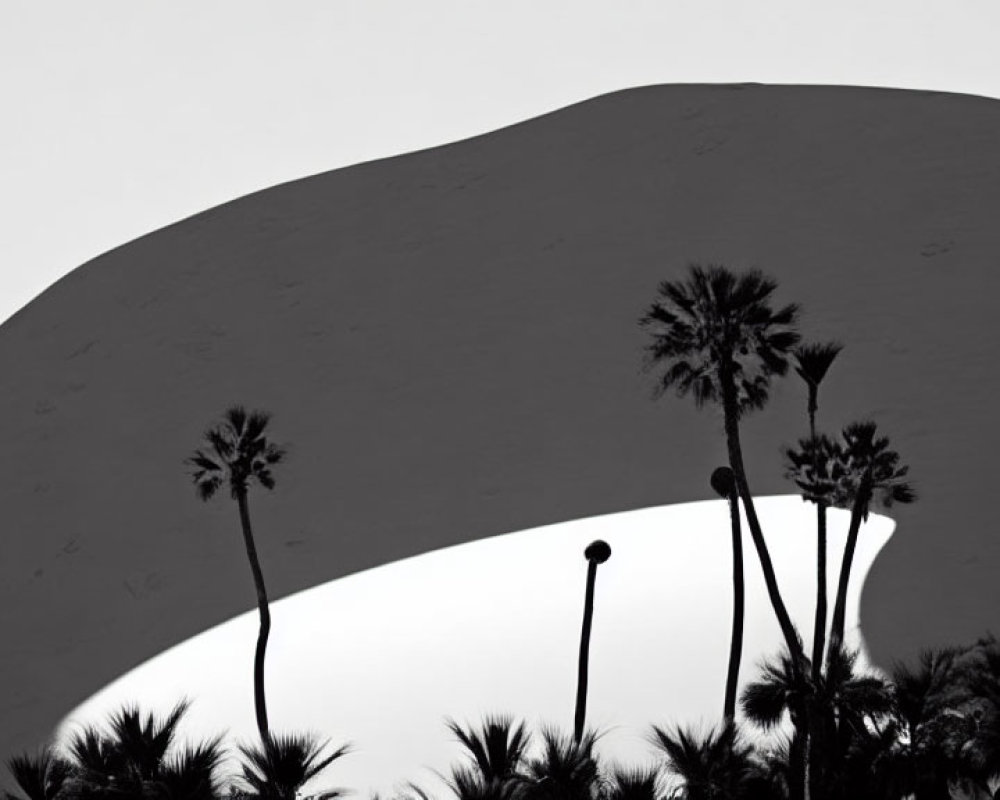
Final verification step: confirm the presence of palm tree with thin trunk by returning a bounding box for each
[575,540,611,744]
[187,405,286,743]
[640,265,803,667]
[711,466,744,724]
[791,342,842,682]
[826,421,914,656]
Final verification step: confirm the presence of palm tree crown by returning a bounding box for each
[640,264,800,418]
[784,422,914,517]
[835,421,915,520]
[782,434,844,504]
[237,732,351,800]
[188,406,286,500]
[793,342,843,388]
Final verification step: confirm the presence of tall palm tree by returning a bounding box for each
[236,732,350,800]
[187,406,286,742]
[826,421,914,655]
[790,342,842,682]
[640,265,803,669]
[793,344,842,440]
[710,466,744,724]
[576,540,612,743]
[741,646,894,800]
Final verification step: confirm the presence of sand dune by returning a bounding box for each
[2,83,999,762]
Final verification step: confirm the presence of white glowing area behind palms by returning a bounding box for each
[56,497,893,797]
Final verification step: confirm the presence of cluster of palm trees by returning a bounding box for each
[6,264,994,799]
[2,699,348,800]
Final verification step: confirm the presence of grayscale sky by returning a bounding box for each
[2,1,998,327]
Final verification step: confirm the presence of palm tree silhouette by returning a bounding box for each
[187,405,286,743]
[4,749,70,800]
[575,540,611,744]
[640,265,803,666]
[602,766,666,800]
[442,715,532,800]
[522,727,601,800]
[791,342,843,683]
[58,699,225,799]
[711,466,744,724]
[649,721,761,800]
[826,421,914,655]
[236,732,351,800]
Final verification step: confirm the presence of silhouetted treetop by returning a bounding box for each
[640,264,800,418]
[187,405,286,500]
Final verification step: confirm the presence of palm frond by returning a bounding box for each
[793,342,843,387]
[237,732,351,800]
[640,263,800,420]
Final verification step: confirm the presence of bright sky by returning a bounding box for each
[57,499,894,797]
[2,2,999,328]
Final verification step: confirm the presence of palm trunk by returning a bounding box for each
[237,488,271,743]
[723,488,744,723]
[574,559,599,743]
[811,502,828,680]
[719,361,802,663]
[806,388,823,800]
[720,358,808,800]
[827,470,873,656]
[806,387,827,682]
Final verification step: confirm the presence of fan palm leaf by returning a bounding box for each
[237,732,351,800]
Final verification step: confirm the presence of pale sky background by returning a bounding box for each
[2,1,1000,328]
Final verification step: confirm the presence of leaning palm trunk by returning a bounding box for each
[827,470,874,657]
[237,488,272,743]
[723,484,745,723]
[720,364,802,664]
[721,361,809,800]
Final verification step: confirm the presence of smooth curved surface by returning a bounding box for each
[2,84,999,765]
[57,498,893,796]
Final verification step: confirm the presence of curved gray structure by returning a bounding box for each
[2,83,999,762]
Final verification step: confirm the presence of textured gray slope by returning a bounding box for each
[2,84,999,759]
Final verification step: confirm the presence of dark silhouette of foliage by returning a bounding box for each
[51,700,225,800]
[641,264,804,686]
[236,732,350,800]
[792,343,842,436]
[522,728,601,800]
[187,406,286,743]
[649,722,762,800]
[640,265,800,418]
[601,766,666,800]
[827,421,915,655]
[4,750,71,800]
[441,716,531,800]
